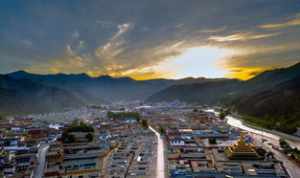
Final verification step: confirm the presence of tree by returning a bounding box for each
[141,119,148,129]
[256,147,267,157]
[107,111,115,119]
[107,111,140,121]
[86,133,94,142]
[62,121,94,143]
[159,126,165,135]
[67,121,94,132]
[219,108,230,120]
[279,139,292,153]
[135,113,141,123]
[62,132,75,143]
[209,138,217,144]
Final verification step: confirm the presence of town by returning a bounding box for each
[1,0,300,177]
[1,103,299,178]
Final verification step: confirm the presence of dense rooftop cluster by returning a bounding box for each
[0,102,299,178]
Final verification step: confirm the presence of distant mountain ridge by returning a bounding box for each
[5,71,176,103]
[1,62,300,117]
[148,62,300,103]
[0,75,84,115]
[147,79,240,104]
[148,62,300,134]
[5,70,223,103]
[235,75,300,118]
[0,70,216,114]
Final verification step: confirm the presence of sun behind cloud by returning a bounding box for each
[151,46,235,79]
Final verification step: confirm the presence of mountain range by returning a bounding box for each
[148,62,300,133]
[148,62,300,104]
[0,62,300,130]
[0,71,212,114]
[0,75,83,115]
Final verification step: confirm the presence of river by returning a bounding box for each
[206,109,300,149]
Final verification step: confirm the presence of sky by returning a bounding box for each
[0,0,300,80]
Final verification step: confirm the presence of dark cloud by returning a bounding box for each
[0,0,300,79]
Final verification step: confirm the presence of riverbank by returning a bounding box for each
[206,109,300,149]
[239,113,299,134]
[231,112,300,143]
[227,114,300,149]
[242,120,300,142]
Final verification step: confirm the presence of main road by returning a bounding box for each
[251,132,300,178]
[149,126,165,178]
[33,143,49,178]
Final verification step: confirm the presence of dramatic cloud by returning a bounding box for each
[208,32,280,42]
[0,0,300,80]
[260,14,300,29]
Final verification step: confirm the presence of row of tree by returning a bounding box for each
[242,115,299,134]
[107,111,140,120]
[280,139,300,161]
[107,111,149,129]
[61,120,94,143]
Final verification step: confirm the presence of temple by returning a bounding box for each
[225,132,260,160]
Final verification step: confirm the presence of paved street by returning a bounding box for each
[34,143,49,178]
[149,126,165,178]
[252,133,300,178]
